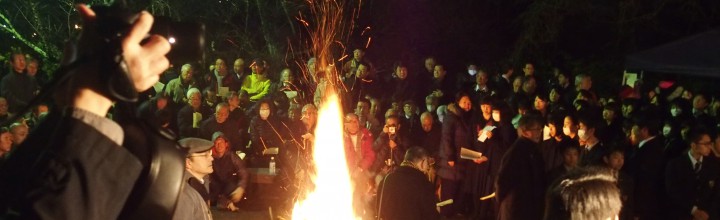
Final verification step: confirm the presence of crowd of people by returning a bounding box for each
[2,40,720,219]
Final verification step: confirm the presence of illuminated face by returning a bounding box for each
[693,95,708,110]
[228,95,240,107]
[403,104,414,116]
[424,58,436,72]
[345,115,360,134]
[0,132,12,153]
[630,125,641,145]
[580,77,592,90]
[563,148,579,167]
[605,151,625,171]
[602,109,615,121]
[302,105,318,126]
[280,69,294,83]
[433,65,446,79]
[476,71,488,85]
[534,97,547,111]
[512,77,523,92]
[458,96,472,112]
[564,116,577,135]
[523,63,535,76]
[181,66,194,83]
[26,61,38,77]
[547,123,557,137]
[396,66,408,79]
[353,49,364,61]
[214,138,229,157]
[186,151,214,176]
[11,54,26,73]
[356,65,369,79]
[356,101,369,117]
[251,61,265,75]
[421,116,433,132]
[233,58,245,74]
[215,106,230,124]
[692,134,713,157]
[549,89,560,102]
[480,103,492,115]
[10,125,28,145]
[188,92,202,109]
[215,59,227,76]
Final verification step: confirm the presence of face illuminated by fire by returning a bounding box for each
[344,114,360,135]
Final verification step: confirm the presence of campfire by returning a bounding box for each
[291,92,359,220]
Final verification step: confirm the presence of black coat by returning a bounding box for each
[0,110,143,219]
[437,105,473,181]
[665,154,720,220]
[580,142,607,167]
[377,166,441,220]
[624,137,665,220]
[496,137,546,220]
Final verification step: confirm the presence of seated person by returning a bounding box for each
[209,132,249,212]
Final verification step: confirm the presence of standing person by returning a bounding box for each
[174,138,214,220]
[376,147,441,220]
[665,127,719,220]
[496,113,547,220]
[1,51,37,113]
[624,115,665,220]
[437,92,475,217]
[0,5,172,218]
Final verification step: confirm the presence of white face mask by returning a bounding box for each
[670,108,681,117]
[663,126,672,137]
[259,109,270,120]
[468,69,478,76]
[577,129,587,140]
[492,113,501,122]
[563,127,571,136]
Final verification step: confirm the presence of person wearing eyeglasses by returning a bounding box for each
[665,127,720,220]
[496,113,546,220]
[175,138,215,220]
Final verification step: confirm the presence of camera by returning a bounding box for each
[89,0,205,102]
[388,126,396,134]
[92,1,205,64]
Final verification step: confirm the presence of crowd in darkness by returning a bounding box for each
[2,45,720,220]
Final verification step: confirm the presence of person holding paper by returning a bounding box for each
[438,92,475,217]
[468,97,498,220]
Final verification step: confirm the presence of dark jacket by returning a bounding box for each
[437,104,473,180]
[0,109,143,219]
[210,151,249,206]
[665,154,720,220]
[624,137,665,220]
[377,166,441,220]
[372,132,409,172]
[496,137,546,220]
[177,105,206,138]
[199,117,242,150]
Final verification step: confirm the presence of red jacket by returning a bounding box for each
[344,128,376,171]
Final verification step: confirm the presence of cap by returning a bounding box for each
[178,138,214,156]
[212,131,227,142]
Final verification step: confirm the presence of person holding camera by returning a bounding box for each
[372,116,409,185]
[0,4,171,219]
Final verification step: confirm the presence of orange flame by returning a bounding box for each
[292,92,359,220]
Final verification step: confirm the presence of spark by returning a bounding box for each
[365,37,372,49]
[360,26,371,36]
[337,54,348,62]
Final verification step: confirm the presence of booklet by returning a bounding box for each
[460,147,483,160]
[477,125,496,142]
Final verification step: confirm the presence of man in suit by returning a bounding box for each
[496,113,546,220]
[665,127,719,220]
[624,116,665,220]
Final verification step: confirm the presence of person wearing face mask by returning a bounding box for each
[662,120,689,166]
[376,147,441,220]
[456,64,479,92]
[248,99,284,167]
[577,116,606,167]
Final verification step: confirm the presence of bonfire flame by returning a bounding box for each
[292,92,359,220]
